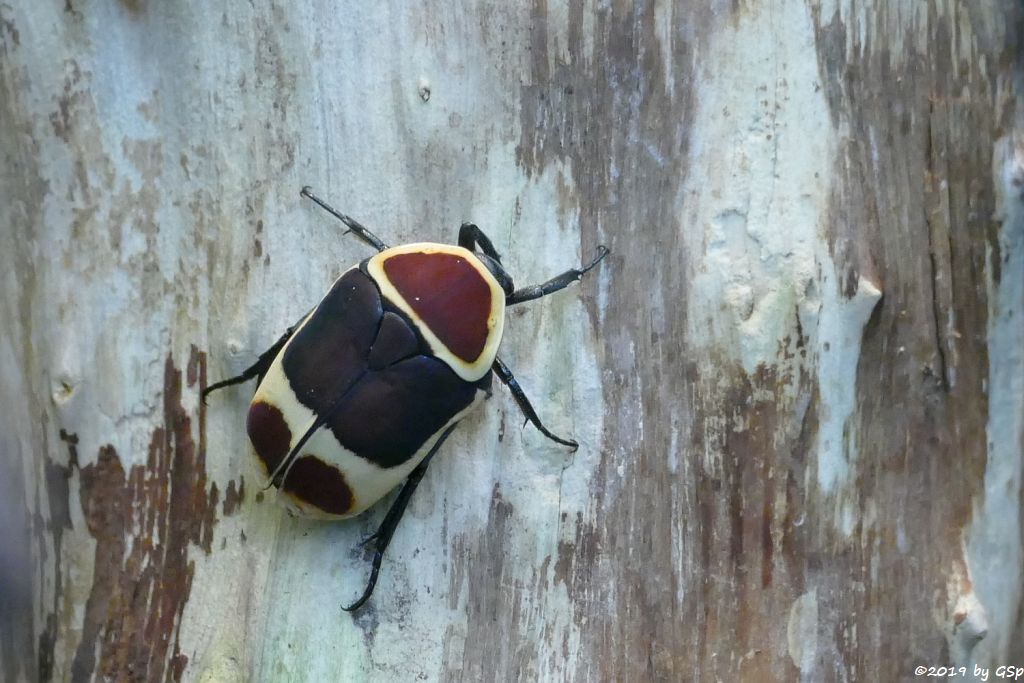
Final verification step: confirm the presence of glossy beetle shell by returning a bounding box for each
[245,244,505,518]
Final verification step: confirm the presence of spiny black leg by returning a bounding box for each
[343,424,458,612]
[201,313,309,403]
[492,356,577,450]
[301,186,388,253]
[506,245,610,307]
[458,223,502,262]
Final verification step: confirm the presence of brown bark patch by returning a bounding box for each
[450,484,522,679]
[808,4,1016,678]
[222,477,246,517]
[688,362,816,682]
[509,2,706,679]
[118,0,144,17]
[73,350,216,682]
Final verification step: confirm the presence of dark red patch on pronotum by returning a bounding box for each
[246,401,291,473]
[382,251,492,362]
[282,456,354,515]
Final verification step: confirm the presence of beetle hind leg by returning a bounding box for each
[505,245,609,306]
[343,424,458,612]
[492,356,578,450]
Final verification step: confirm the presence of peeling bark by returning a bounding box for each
[72,352,216,683]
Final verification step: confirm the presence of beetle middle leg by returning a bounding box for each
[202,316,305,402]
[492,356,577,450]
[343,423,458,612]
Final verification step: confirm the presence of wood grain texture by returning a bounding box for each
[0,1,1021,681]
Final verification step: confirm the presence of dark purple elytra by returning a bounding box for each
[244,267,490,515]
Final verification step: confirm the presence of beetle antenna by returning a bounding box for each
[300,186,389,253]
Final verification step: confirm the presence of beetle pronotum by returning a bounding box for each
[205,187,608,611]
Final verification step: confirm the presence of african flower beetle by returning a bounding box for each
[204,187,609,610]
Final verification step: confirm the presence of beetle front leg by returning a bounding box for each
[505,245,609,306]
[458,223,503,262]
[343,424,458,612]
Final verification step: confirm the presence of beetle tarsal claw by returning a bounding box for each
[587,245,610,270]
[342,593,370,613]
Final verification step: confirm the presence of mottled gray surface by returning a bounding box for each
[0,1,1021,681]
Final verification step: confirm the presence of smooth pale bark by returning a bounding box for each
[1,2,1021,681]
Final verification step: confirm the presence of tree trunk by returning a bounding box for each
[1,1,1021,681]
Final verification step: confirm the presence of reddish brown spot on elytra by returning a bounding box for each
[382,251,492,362]
[247,401,291,473]
[282,455,353,515]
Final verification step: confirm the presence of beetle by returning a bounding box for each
[204,187,608,611]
